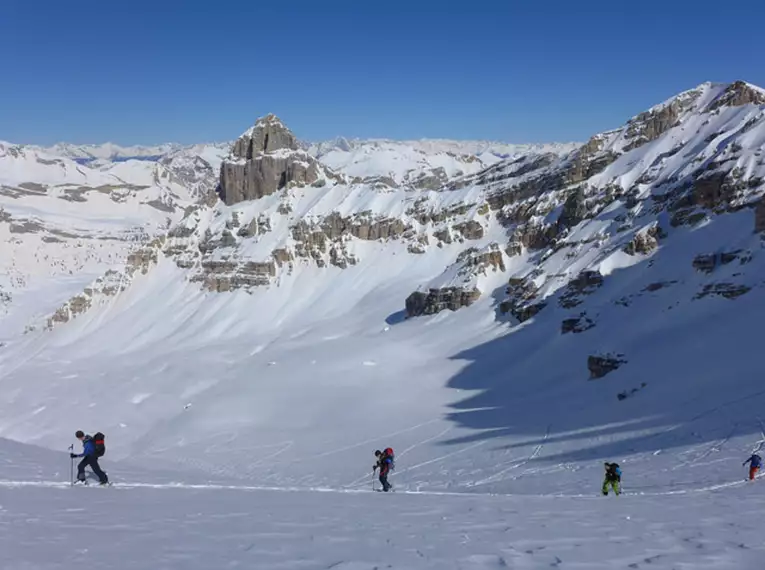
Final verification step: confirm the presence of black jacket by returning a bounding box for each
[604,463,621,481]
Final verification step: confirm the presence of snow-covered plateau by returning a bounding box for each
[2,80,765,569]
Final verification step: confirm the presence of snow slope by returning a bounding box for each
[0,141,230,339]
[306,137,580,185]
[36,142,182,163]
[2,439,763,570]
[2,80,765,568]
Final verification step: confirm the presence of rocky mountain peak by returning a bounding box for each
[706,80,765,112]
[230,114,299,160]
[220,114,325,205]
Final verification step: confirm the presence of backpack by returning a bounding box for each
[384,447,395,470]
[93,432,106,457]
[614,466,622,478]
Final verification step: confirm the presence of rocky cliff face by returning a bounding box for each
[219,115,327,205]
[155,81,765,320]
[402,81,765,320]
[16,80,765,342]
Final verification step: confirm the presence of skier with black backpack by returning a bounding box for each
[70,430,108,485]
[602,462,621,496]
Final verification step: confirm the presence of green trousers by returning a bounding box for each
[602,478,620,495]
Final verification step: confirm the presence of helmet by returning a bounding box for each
[75,430,84,438]
[374,450,382,457]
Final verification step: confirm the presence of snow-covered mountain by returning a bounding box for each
[36,137,580,187]
[35,142,183,163]
[2,80,765,568]
[304,137,580,187]
[0,140,231,336]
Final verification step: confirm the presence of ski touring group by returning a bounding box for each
[67,431,763,493]
[599,454,762,496]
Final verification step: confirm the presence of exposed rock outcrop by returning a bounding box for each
[588,353,627,379]
[624,106,681,152]
[407,235,429,254]
[219,115,324,205]
[561,313,595,334]
[433,228,453,245]
[126,247,159,275]
[410,167,448,190]
[454,220,484,240]
[694,282,751,300]
[511,222,558,251]
[194,259,277,293]
[623,224,665,255]
[706,81,765,112]
[404,244,506,317]
[505,241,523,257]
[557,186,587,230]
[289,213,408,267]
[559,270,604,308]
[456,244,506,274]
[320,212,409,241]
[563,137,620,185]
[692,249,752,274]
[405,287,481,317]
[499,276,545,322]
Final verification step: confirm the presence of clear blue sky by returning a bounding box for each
[1,0,762,146]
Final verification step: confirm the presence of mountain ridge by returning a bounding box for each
[0,80,764,504]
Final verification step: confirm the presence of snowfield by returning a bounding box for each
[1,438,764,569]
[2,81,765,568]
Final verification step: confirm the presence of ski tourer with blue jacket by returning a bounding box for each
[744,453,762,481]
[71,430,108,485]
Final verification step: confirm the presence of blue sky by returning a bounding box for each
[1,0,762,146]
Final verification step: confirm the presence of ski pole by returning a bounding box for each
[68,444,74,485]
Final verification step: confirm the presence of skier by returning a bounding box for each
[70,430,108,485]
[602,462,621,496]
[743,453,762,481]
[373,449,393,492]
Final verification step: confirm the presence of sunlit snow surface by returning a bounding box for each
[0,438,763,569]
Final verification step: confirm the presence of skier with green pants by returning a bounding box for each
[602,462,621,496]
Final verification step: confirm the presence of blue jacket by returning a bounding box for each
[78,436,96,457]
[744,454,762,468]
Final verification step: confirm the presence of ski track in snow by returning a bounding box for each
[2,478,763,570]
[0,474,753,498]
[469,425,551,487]
[671,422,739,471]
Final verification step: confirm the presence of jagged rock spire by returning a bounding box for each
[231,114,298,160]
[220,114,322,205]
